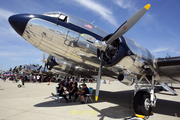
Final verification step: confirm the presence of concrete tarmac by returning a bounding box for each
[0,79,180,120]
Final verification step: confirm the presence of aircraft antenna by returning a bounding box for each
[91,21,95,24]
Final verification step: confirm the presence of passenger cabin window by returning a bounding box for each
[58,14,68,22]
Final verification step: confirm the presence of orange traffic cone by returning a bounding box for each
[109,80,110,84]
[47,78,51,85]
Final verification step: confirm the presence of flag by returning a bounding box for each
[85,24,92,29]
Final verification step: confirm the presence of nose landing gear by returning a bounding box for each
[133,75,156,116]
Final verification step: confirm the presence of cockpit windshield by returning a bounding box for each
[43,12,60,18]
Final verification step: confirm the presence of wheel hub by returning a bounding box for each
[144,98,151,110]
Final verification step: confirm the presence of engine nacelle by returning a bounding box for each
[97,35,128,67]
[46,56,58,70]
[55,58,88,76]
[50,57,97,77]
[118,74,135,86]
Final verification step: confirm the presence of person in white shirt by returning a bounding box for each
[37,75,40,82]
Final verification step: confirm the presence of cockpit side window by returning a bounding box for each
[58,14,68,22]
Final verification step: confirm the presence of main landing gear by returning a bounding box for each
[133,75,157,116]
[133,91,152,116]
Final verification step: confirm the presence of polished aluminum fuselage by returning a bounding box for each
[20,12,180,83]
[21,12,151,80]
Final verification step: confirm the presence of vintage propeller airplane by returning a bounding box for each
[9,4,180,116]
[19,64,43,74]
[12,64,43,75]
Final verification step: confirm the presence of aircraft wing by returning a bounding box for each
[155,56,180,83]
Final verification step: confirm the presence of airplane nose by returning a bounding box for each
[9,14,32,36]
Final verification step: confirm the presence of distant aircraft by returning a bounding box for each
[9,4,180,116]
[12,66,18,74]
[18,64,43,74]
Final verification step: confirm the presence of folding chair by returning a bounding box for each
[85,87,93,103]
[52,87,63,102]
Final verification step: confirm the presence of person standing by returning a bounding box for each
[37,75,40,82]
[33,75,36,83]
[39,75,42,83]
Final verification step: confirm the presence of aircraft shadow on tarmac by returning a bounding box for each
[34,88,180,119]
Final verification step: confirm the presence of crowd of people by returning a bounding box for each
[1,74,92,104]
[52,78,90,104]
[1,72,97,85]
[1,74,45,83]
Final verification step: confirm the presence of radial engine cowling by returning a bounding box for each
[46,56,58,70]
[118,74,135,86]
[97,35,127,67]
[47,56,89,75]
[55,58,82,75]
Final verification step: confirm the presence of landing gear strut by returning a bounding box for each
[133,75,156,116]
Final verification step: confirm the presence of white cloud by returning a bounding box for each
[74,0,118,26]
[170,47,180,55]
[113,0,154,26]
[113,0,133,9]
[0,26,19,36]
[0,8,15,20]
[145,13,154,21]
[151,47,170,53]
[0,8,22,43]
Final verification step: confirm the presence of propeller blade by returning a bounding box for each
[37,65,42,71]
[106,4,151,45]
[95,51,104,101]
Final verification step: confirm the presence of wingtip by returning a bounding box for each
[95,96,98,101]
[144,4,151,10]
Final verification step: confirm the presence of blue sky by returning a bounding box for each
[0,0,180,71]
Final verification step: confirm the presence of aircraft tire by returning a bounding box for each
[133,91,152,116]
